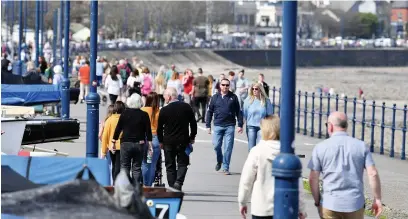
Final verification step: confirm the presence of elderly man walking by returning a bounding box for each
[206,78,243,175]
[308,111,383,219]
[157,88,197,191]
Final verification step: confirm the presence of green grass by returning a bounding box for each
[302,179,387,219]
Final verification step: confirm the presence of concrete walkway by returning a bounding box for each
[37,103,408,218]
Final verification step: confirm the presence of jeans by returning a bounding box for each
[163,143,190,187]
[141,135,161,186]
[96,76,103,86]
[120,142,143,186]
[246,126,261,151]
[109,150,121,182]
[213,125,235,171]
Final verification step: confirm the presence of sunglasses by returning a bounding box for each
[252,88,259,91]
[221,84,230,87]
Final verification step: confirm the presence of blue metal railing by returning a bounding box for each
[269,87,407,160]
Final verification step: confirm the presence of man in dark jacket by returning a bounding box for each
[157,88,197,191]
[206,78,243,175]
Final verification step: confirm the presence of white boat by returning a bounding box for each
[1,117,27,155]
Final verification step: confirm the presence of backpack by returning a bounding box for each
[120,68,128,84]
[141,74,152,95]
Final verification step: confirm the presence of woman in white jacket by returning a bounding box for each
[238,115,307,219]
[104,65,123,104]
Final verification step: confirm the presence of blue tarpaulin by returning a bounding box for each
[1,84,61,106]
[1,155,111,186]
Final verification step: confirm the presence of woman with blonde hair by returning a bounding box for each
[101,101,126,182]
[243,83,273,151]
[155,66,166,106]
[238,115,307,219]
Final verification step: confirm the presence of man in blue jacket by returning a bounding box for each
[206,78,243,175]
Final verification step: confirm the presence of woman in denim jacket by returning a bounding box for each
[243,83,273,151]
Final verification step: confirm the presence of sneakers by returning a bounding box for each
[222,170,231,175]
[215,163,222,171]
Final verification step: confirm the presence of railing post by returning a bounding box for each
[311,92,315,137]
[326,94,331,138]
[18,0,23,76]
[272,86,276,114]
[344,96,348,115]
[297,90,301,133]
[390,104,396,158]
[352,97,357,138]
[380,102,385,155]
[361,99,366,141]
[402,105,407,160]
[335,94,339,111]
[304,91,308,135]
[272,1,301,218]
[318,93,323,139]
[370,101,376,152]
[278,87,282,116]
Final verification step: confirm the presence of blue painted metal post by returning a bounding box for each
[24,0,28,40]
[370,101,376,152]
[5,1,8,42]
[278,87,282,116]
[35,1,40,67]
[380,103,385,155]
[402,105,407,160]
[86,0,100,158]
[352,98,357,138]
[272,1,301,219]
[296,90,301,133]
[59,1,64,64]
[390,104,396,157]
[318,93,323,138]
[11,0,15,39]
[311,92,315,137]
[61,0,71,120]
[361,100,366,141]
[304,92,308,135]
[53,9,58,66]
[18,0,23,76]
[39,1,43,56]
[272,87,276,114]
[326,95,331,138]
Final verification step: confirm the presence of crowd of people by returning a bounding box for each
[93,56,384,219]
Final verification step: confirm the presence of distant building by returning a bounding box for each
[390,1,408,36]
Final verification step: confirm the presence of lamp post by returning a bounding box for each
[39,1,43,56]
[59,1,64,64]
[53,9,58,66]
[18,0,23,76]
[61,0,71,120]
[86,0,100,158]
[24,0,28,41]
[35,1,40,67]
[272,1,302,219]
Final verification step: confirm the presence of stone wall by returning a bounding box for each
[213,49,408,67]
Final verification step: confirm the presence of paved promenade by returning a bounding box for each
[38,103,408,218]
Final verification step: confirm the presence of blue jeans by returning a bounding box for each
[246,126,261,151]
[142,135,161,186]
[213,125,235,171]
